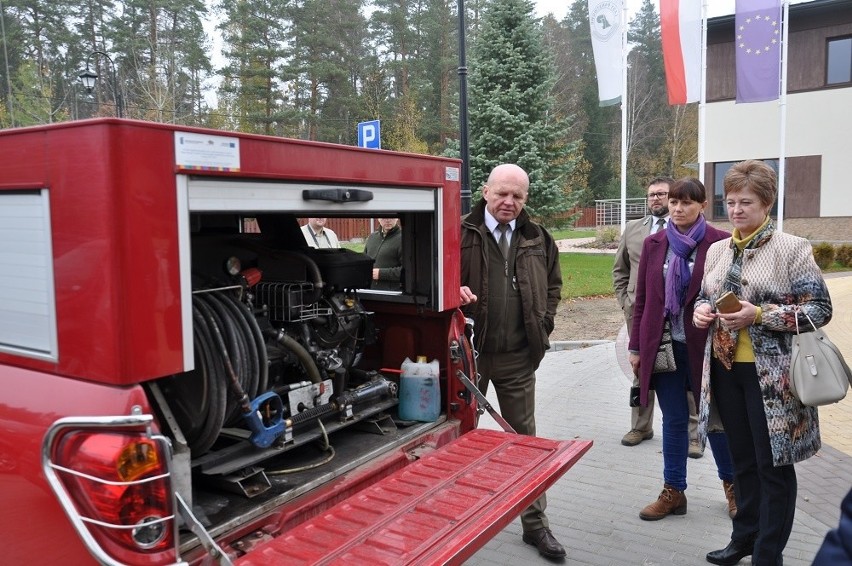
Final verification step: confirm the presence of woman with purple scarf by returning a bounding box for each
[628,178,736,521]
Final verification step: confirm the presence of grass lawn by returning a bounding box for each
[342,242,614,300]
[559,253,614,299]
[555,252,849,300]
[824,263,852,273]
[550,228,596,240]
[341,242,365,253]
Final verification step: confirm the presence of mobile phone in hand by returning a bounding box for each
[715,291,742,314]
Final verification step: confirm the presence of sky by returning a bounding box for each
[534,0,817,21]
[533,0,737,21]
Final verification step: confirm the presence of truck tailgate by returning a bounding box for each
[237,429,592,565]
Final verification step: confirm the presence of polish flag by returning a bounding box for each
[660,0,702,105]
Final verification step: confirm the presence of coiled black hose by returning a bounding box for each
[167,291,266,455]
[184,303,227,455]
[207,293,259,424]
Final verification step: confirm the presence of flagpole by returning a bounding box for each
[620,0,628,234]
[698,0,708,184]
[777,0,790,233]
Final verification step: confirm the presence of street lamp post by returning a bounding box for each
[457,0,471,215]
[79,50,123,118]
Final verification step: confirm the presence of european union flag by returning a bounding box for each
[735,0,783,103]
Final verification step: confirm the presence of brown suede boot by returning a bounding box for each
[639,484,687,521]
[723,480,737,519]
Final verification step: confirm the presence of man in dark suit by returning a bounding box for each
[613,178,702,457]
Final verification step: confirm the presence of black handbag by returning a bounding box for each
[653,321,677,373]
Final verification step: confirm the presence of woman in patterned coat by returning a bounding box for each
[694,160,832,566]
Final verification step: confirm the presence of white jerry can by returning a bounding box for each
[398,356,441,422]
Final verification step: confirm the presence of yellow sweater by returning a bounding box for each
[731,217,769,362]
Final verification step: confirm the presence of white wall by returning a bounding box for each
[704,87,852,217]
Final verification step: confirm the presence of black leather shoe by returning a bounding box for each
[706,539,755,565]
[522,527,566,560]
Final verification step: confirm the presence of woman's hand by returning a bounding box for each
[629,352,640,376]
[718,301,758,331]
[693,303,716,329]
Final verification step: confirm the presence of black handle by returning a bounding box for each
[302,188,374,203]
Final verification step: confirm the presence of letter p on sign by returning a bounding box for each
[357,120,381,149]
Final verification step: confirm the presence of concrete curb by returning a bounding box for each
[550,340,613,351]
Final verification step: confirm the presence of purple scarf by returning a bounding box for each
[664,214,706,318]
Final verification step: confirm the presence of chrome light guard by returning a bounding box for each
[41,412,190,566]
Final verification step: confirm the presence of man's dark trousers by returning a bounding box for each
[477,349,548,532]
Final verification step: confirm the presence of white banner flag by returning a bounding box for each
[588,0,624,106]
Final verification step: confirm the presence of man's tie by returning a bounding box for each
[497,224,510,258]
[655,217,666,234]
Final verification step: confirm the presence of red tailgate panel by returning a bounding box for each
[237,430,592,566]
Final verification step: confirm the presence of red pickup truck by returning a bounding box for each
[0,119,590,565]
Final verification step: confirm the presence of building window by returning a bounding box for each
[827,36,852,85]
[713,160,779,220]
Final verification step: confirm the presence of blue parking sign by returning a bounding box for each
[357,120,381,149]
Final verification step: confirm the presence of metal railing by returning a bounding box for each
[595,198,647,227]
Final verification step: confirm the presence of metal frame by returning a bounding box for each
[41,413,186,566]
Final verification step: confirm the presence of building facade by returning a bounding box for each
[705,0,852,241]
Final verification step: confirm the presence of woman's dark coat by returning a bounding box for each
[628,223,730,408]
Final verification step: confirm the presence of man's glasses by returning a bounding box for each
[647,192,669,200]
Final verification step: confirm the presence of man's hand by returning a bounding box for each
[460,286,477,305]
[372,268,380,280]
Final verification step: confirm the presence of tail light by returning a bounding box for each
[43,414,180,565]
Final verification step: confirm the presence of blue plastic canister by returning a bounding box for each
[398,356,440,422]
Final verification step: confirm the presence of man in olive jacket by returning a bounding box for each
[459,163,564,559]
[364,218,402,291]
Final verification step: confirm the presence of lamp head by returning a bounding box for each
[79,67,99,92]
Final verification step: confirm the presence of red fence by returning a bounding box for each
[552,207,596,228]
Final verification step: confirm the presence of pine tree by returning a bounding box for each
[289,0,366,142]
[368,0,430,152]
[468,0,580,220]
[627,0,697,181]
[217,0,294,135]
[417,0,458,151]
[5,0,77,123]
[112,0,212,122]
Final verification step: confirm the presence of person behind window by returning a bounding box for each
[301,218,340,249]
[364,218,402,290]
